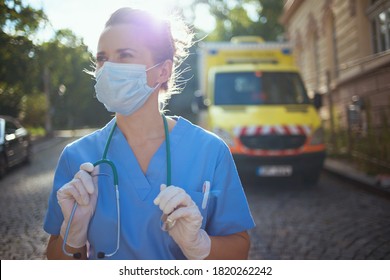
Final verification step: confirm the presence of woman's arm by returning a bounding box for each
[46,235,87,260]
[206,231,250,260]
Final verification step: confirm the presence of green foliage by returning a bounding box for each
[0,84,24,116]
[20,92,47,127]
[26,126,46,138]
[36,29,111,129]
[194,0,284,41]
[0,0,45,119]
[0,0,47,35]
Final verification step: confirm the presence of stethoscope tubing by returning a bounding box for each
[62,202,81,258]
[62,170,120,259]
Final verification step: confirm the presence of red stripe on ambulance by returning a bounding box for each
[234,125,311,136]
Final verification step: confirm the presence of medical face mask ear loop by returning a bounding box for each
[146,62,163,92]
[62,122,120,259]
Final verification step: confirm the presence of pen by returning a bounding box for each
[202,181,210,209]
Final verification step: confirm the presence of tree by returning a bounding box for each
[36,29,111,129]
[0,0,46,35]
[0,0,46,117]
[193,0,284,42]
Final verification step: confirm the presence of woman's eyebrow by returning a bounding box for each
[117,48,137,53]
[96,48,137,57]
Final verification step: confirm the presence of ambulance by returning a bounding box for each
[194,36,326,185]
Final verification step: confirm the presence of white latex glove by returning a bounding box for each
[57,162,99,248]
[154,184,211,260]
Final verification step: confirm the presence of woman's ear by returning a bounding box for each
[157,60,173,84]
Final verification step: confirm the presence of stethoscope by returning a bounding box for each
[62,114,171,259]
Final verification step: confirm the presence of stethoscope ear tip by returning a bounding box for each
[97,252,106,259]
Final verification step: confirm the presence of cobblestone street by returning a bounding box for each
[246,175,390,260]
[0,137,73,259]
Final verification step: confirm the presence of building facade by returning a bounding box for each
[281,0,390,171]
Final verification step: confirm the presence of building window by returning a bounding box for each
[368,0,390,53]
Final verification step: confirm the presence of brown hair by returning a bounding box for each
[105,8,193,107]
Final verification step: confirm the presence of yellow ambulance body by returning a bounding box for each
[196,37,326,184]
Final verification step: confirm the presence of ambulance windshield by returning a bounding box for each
[214,72,310,105]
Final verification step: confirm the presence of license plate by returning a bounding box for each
[257,165,293,177]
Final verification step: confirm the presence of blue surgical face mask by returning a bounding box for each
[94,62,160,116]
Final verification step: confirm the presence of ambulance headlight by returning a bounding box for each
[213,128,234,147]
[309,127,324,145]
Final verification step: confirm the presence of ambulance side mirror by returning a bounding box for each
[191,90,209,113]
[313,92,322,109]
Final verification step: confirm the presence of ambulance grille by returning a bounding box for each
[240,135,306,150]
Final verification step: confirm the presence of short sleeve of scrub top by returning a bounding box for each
[43,117,255,259]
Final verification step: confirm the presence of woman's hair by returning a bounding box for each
[105,7,194,109]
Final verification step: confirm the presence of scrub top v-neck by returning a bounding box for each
[105,116,173,201]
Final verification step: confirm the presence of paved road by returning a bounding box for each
[0,137,389,260]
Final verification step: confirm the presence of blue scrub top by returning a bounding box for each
[44,117,255,259]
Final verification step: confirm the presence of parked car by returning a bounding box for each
[0,115,31,178]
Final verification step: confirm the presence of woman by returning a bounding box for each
[43,7,255,260]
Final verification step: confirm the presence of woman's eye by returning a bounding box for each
[120,52,133,59]
[96,56,107,62]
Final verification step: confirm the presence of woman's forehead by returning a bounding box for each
[97,24,146,52]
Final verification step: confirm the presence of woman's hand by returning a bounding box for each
[57,162,99,248]
[154,184,211,259]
